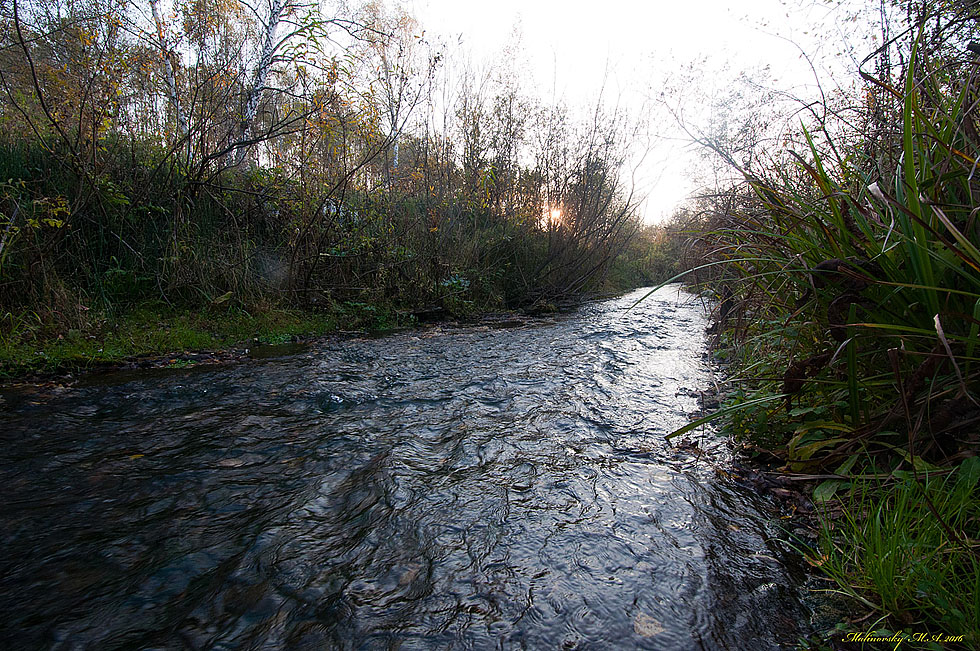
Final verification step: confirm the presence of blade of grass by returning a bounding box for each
[665,393,787,440]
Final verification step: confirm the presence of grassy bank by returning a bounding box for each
[808,459,979,646]
[0,239,677,381]
[673,9,980,647]
[0,303,350,379]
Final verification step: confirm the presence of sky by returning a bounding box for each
[401,0,872,223]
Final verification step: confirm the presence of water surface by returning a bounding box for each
[0,286,809,649]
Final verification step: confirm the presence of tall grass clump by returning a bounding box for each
[697,37,980,474]
[812,458,980,643]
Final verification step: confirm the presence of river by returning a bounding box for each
[0,286,811,649]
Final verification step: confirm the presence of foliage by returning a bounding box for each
[665,0,980,640]
[0,0,657,355]
[808,458,980,644]
[603,223,684,291]
[689,8,980,474]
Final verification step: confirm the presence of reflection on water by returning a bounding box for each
[0,286,809,649]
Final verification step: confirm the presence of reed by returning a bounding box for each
[691,38,980,473]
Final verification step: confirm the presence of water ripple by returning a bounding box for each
[0,286,808,649]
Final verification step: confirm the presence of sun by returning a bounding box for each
[540,204,563,229]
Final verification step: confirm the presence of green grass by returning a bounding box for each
[0,295,430,379]
[0,303,344,379]
[659,26,980,646]
[807,458,980,647]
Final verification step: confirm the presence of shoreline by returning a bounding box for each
[0,306,561,389]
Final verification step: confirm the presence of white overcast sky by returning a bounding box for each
[401,0,875,223]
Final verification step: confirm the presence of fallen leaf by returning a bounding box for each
[399,564,420,585]
[633,612,665,637]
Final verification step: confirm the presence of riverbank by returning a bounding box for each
[0,297,574,385]
[669,6,980,644]
[686,391,978,650]
[690,296,980,650]
[0,303,347,383]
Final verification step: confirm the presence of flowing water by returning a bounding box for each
[0,287,811,649]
